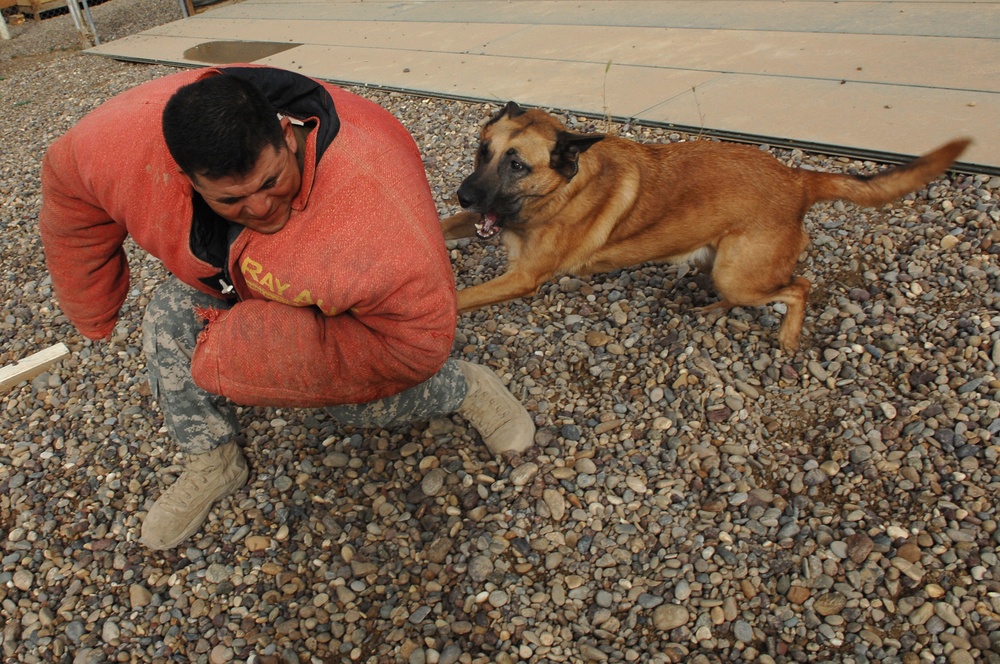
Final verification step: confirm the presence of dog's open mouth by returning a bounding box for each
[475,213,502,239]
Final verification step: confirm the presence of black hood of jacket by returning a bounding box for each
[189,66,341,296]
[222,66,340,154]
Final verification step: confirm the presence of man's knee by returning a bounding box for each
[325,359,467,429]
[143,279,225,342]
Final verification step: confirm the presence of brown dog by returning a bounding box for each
[442,102,969,351]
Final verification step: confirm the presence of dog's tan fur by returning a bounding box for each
[443,102,970,350]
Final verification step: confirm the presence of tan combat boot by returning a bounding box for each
[456,360,535,454]
[140,439,249,550]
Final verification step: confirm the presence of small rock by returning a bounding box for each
[935,602,961,627]
[421,467,447,496]
[733,619,754,644]
[543,489,565,521]
[925,583,946,599]
[510,462,539,487]
[948,651,975,664]
[12,569,33,591]
[73,649,103,664]
[652,604,689,631]
[323,452,350,468]
[468,556,494,583]
[65,621,85,643]
[909,601,935,626]
[787,586,810,604]
[886,525,909,540]
[439,646,462,664]
[940,234,959,250]
[205,563,230,584]
[850,446,873,464]
[897,542,921,563]
[101,620,120,645]
[807,361,829,381]
[409,606,432,624]
[814,592,847,616]
[803,468,828,486]
[594,419,623,434]
[210,645,233,664]
[625,475,647,494]
[846,533,874,563]
[819,460,841,477]
[579,644,609,662]
[561,424,582,440]
[585,331,614,347]
[245,535,271,552]
[652,416,673,430]
[129,584,152,609]
[488,590,509,608]
[426,537,453,564]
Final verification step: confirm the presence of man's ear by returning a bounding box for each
[550,131,604,180]
[280,116,298,153]
[183,168,202,191]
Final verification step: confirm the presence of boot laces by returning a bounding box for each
[162,465,213,509]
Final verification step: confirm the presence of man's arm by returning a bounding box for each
[38,145,130,340]
[189,293,455,408]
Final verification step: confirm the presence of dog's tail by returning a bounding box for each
[804,138,971,208]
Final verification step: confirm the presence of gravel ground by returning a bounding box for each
[2,2,1000,664]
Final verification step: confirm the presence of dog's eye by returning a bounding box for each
[510,159,526,172]
[478,143,489,161]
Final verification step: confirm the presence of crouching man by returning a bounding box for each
[39,65,534,550]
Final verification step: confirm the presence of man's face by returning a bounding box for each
[190,119,301,234]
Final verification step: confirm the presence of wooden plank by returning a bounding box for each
[0,342,70,393]
[17,0,63,19]
[16,0,47,20]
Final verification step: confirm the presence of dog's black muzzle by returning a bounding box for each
[456,177,485,211]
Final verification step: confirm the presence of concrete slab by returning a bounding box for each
[638,75,992,157]
[481,26,996,92]
[262,44,722,119]
[212,0,1000,38]
[87,0,1000,172]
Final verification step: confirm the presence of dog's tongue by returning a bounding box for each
[475,213,501,239]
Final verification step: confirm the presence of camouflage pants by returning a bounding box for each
[142,278,468,455]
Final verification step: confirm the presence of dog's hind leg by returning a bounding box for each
[710,231,811,351]
[693,299,733,314]
[769,277,811,351]
[715,275,812,351]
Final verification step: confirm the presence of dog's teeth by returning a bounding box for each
[475,213,501,239]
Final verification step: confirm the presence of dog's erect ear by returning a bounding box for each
[488,101,526,126]
[502,101,526,118]
[550,131,604,180]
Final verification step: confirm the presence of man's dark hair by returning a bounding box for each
[162,74,286,180]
